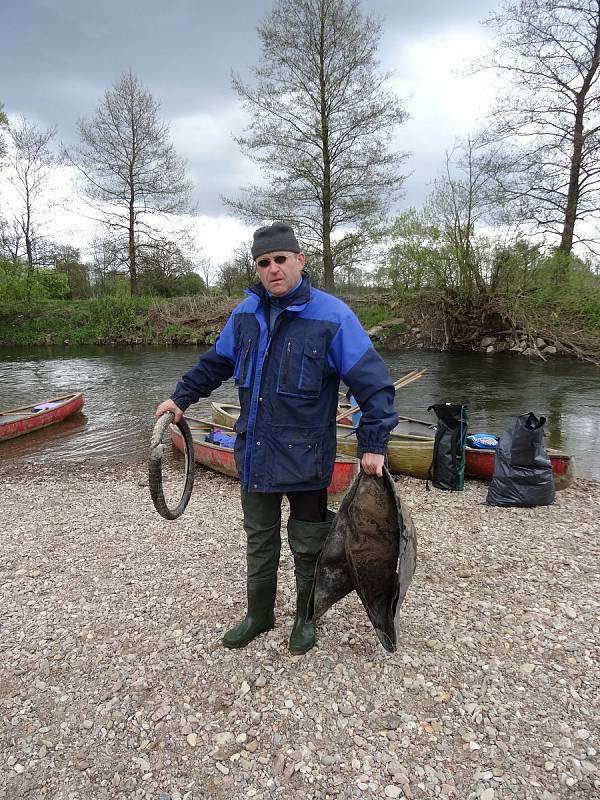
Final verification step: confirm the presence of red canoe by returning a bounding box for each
[377,415,574,490]
[465,446,574,491]
[0,392,85,442]
[171,415,359,497]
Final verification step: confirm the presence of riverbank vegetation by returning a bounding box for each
[1,236,599,362]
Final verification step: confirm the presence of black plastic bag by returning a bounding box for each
[486,412,555,507]
[427,403,468,490]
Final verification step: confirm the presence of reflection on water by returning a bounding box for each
[0,412,88,459]
[1,345,599,480]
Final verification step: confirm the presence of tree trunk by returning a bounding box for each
[24,185,34,276]
[128,165,138,296]
[560,17,600,255]
[559,101,584,256]
[24,229,34,274]
[22,202,33,283]
[319,4,334,293]
[129,204,137,296]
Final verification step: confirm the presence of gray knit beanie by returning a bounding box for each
[251,223,301,260]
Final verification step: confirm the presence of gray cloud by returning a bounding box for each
[2,0,499,225]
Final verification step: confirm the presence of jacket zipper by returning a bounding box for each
[240,338,252,383]
[281,341,292,385]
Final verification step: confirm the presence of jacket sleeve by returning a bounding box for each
[327,311,398,458]
[170,314,236,411]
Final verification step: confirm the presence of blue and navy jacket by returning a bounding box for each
[171,274,398,493]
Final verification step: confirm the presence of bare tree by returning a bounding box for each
[480,0,600,255]
[0,103,8,164]
[0,105,10,257]
[382,137,509,296]
[231,242,256,286]
[225,0,408,292]
[88,235,127,292]
[217,242,258,295]
[217,262,244,296]
[66,71,193,295]
[197,256,212,290]
[0,217,24,262]
[3,116,57,272]
[425,137,507,295]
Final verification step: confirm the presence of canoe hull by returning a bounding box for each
[465,447,574,490]
[210,403,239,430]
[336,429,434,480]
[172,417,360,497]
[0,393,85,442]
[211,401,353,428]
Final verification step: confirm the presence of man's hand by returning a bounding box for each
[155,399,183,423]
[361,452,385,477]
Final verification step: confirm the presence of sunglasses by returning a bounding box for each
[256,254,293,268]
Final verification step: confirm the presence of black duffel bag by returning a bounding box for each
[427,403,468,491]
[486,412,555,507]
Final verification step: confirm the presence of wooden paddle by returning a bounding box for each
[335,368,427,423]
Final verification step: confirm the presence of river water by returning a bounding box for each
[1,345,599,480]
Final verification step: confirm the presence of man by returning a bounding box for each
[155,223,397,654]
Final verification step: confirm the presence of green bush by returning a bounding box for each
[490,239,544,297]
[36,270,70,300]
[92,295,147,337]
[0,259,69,302]
[519,251,600,330]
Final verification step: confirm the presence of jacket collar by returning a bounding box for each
[247,272,312,309]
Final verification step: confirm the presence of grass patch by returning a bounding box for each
[353,304,391,329]
[0,294,232,345]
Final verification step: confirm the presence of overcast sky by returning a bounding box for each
[1,0,499,266]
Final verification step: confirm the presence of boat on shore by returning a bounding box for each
[209,402,574,488]
[212,402,436,480]
[211,401,354,428]
[335,425,435,480]
[212,401,436,441]
[464,445,574,490]
[388,417,574,489]
[171,416,360,498]
[0,393,85,442]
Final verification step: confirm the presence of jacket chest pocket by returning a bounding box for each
[277,339,325,398]
[234,337,255,388]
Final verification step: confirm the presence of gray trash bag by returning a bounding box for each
[486,412,555,508]
[308,466,417,652]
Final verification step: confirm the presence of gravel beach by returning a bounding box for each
[1,461,598,800]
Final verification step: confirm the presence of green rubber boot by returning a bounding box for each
[289,582,316,655]
[287,511,335,655]
[222,579,277,649]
